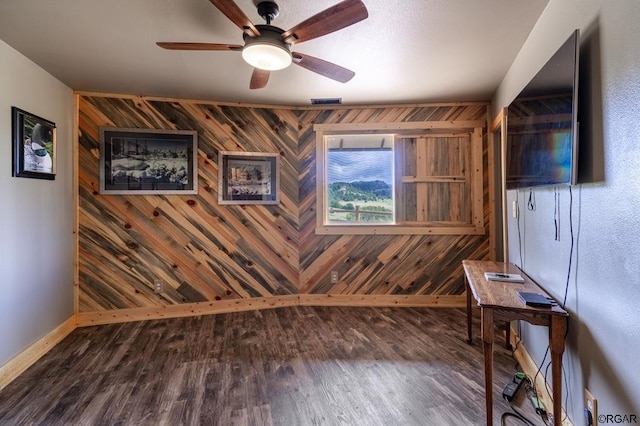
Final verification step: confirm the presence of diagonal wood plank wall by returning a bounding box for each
[77,95,490,321]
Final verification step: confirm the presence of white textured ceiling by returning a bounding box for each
[0,0,548,106]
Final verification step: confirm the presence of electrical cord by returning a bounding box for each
[557,182,575,424]
[500,375,538,425]
[517,190,524,268]
[501,395,536,426]
[562,185,574,307]
[543,186,575,420]
[501,411,534,425]
[512,184,576,424]
[531,347,550,419]
[541,352,572,425]
[554,187,560,241]
[510,321,523,363]
[562,362,571,424]
[526,377,552,425]
[528,190,536,211]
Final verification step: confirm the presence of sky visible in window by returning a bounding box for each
[327,150,393,184]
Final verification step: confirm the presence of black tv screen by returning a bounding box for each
[506,30,579,190]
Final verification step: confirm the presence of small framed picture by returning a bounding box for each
[218,151,280,205]
[99,127,198,194]
[12,107,56,180]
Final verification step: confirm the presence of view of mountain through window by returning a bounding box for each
[326,135,394,224]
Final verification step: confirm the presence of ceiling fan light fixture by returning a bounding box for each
[157,0,367,89]
[242,24,292,71]
[242,41,292,71]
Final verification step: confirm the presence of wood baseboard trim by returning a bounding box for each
[78,294,467,326]
[509,324,573,426]
[77,295,301,326]
[299,294,466,308]
[0,315,77,391]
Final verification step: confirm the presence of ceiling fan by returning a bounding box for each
[157,0,368,89]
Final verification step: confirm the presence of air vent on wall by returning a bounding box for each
[311,98,342,105]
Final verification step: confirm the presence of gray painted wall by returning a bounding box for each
[493,0,640,422]
[0,40,74,367]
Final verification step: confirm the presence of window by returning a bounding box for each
[325,134,395,225]
[315,122,485,235]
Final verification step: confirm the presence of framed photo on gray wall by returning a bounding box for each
[99,127,198,194]
[218,151,280,205]
[12,107,56,180]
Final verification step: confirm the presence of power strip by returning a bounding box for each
[503,372,526,401]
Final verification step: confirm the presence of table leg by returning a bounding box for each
[466,277,473,344]
[481,308,494,426]
[549,316,567,426]
[505,323,512,350]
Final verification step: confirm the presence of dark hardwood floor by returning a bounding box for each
[0,307,543,425]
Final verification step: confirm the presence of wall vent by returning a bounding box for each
[310,98,342,105]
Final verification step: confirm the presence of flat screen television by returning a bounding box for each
[506,29,580,190]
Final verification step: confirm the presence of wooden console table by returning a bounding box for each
[462,260,568,426]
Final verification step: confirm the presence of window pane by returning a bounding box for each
[326,136,394,224]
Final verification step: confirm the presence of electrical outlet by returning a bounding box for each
[330,271,339,283]
[585,389,598,425]
[154,279,163,293]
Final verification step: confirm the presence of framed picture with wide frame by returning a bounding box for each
[12,107,56,180]
[100,127,198,194]
[218,151,280,205]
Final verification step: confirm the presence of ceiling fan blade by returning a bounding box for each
[208,0,260,37]
[250,68,270,90]
[292,52,355,83]
[281,0,368,44]
[156,42,242,51]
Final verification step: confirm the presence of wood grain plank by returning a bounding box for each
[78,97,490,315]
[0,307,540,425]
